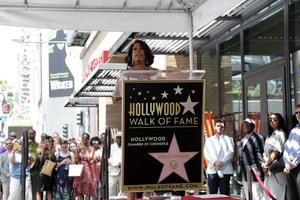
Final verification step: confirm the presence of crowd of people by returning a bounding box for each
[204,106,300,200]
[0,39,298,200]
[0,129,122,200]
[0,39,154,200]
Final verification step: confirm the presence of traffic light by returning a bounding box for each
[76,111,83,126]
[62,124,68,139]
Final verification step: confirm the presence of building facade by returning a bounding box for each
[198,0,300,137]
[68,1,300,140]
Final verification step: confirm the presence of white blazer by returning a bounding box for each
[204,134,234,175]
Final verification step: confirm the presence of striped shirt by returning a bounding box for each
[237,132,265,181]
[283,124,300,169]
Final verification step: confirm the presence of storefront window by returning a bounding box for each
[290,0,300,108]
[244,7,284,71]
[220,34,243,137]
[200,47,218,114]
[267,78,284,114]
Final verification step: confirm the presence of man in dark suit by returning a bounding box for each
[237,118,265,200]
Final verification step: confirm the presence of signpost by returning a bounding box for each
[122,77,204,192]
[21,129,29,200]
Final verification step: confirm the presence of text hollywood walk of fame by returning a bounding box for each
[126,83,202,128]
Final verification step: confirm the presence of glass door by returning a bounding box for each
[244,62,285,136]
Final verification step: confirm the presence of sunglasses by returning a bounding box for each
[295,111,300,115]
[269,118,278,122]
[244,122,253,126]
[5,142,12,145]
[216,124,225,128]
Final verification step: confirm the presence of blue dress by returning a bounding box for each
[53,154,73,200]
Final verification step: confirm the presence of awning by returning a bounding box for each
[109,0,263,55]
[113,32,209,55]
[64,62,127,107]
[64,97,99,107]
[0,0,246,34]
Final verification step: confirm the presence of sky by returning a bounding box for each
[0,25,20,88]
[0,25,167,90]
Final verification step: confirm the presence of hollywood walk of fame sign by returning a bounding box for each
[122,79,204,192]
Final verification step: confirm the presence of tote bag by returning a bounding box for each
[68,164,84,177]
[41,160,56,176]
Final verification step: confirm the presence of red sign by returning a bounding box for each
[84,50,109,79]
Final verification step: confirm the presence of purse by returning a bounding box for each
[41,159,56,176]
[269,157,285,174]
[68,164,84,177]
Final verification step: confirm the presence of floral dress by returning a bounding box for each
[90,148,102,197]
[73,146,97,198]
[53,153,73,200]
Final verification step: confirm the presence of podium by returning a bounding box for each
[183,194,242,200]
[118,70,206,193]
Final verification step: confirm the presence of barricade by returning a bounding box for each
[250,166,277,200]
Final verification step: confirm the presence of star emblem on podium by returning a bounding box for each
[180,95,198,114]
[149,134,198,183]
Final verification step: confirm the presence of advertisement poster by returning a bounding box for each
[49,30,74,97]
[122,79,204,192]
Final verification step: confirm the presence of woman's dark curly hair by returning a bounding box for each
[127,39,154,67]
[90,136,101,146]
[268,113,287,137]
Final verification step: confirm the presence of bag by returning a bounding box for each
[269,157,285,173]
[68,164,84,177]
[41,160,56,176]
